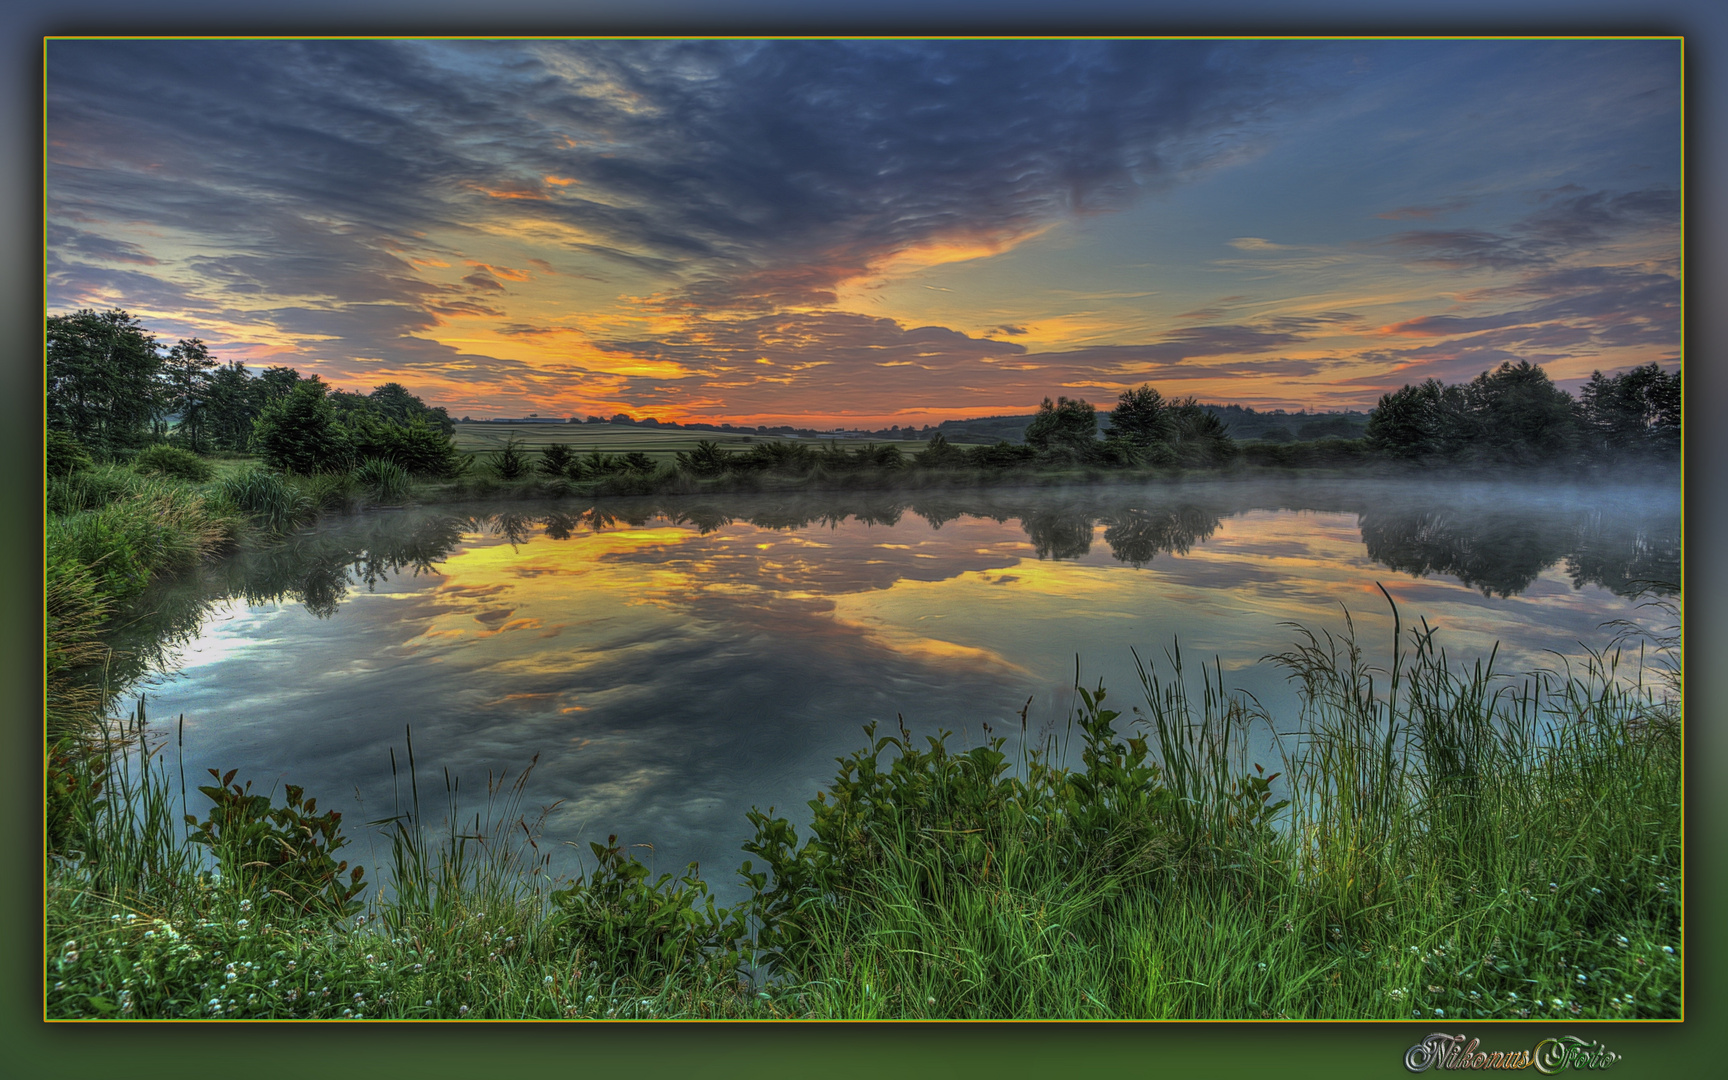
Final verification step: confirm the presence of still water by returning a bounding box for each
[129,479,1678,895]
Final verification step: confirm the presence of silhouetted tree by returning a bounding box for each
[1024,396,1099,459]
[1578,363,1681,459]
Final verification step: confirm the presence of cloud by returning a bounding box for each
[1379,186,1678,271]
[47,39,1332,324]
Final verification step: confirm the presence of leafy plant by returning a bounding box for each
[538,442,577,478]
[185,769,366,918]
[550,837,750,981]
[674,440,732,477]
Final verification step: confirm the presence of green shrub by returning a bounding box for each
[674,440,731,477]
[47,429,94,478]
[550,836,749,981]
[253,380,351,474]
[134,443,215,482]
[354,457,412,502]
[618,450,657,474]
[489,437,532,480]
[538,443,577,478]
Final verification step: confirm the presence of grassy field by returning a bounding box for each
[452,421,941,464]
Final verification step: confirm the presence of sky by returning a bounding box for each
[44,38,1682,427]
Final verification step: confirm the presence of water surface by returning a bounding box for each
[130,479,1679,895]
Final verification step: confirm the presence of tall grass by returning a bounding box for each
[211,468,315,535]
[354,457,412,504]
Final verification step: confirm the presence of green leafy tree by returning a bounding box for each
[1166,398,1237,465]
[253,379,351,474]
[46,309,163,450]
[202,361,265,452]
[161,338,216,451]
[257,365,302,404]
[368,382,455,434]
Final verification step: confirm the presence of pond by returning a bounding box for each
[122,477,1679,899]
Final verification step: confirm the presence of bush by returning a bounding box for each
[133,443,215,482]
[489,437,533,480]
[913,432,968,469]
[47,429,94,479]
[549,837,749,982]
[674,440,731,478]
[350,415,467,478]
[538,443,577,478]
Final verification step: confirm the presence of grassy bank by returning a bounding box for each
[45,597,1681,1019]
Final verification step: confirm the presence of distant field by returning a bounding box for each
[453,422,940,462]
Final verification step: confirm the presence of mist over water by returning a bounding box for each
[125,479,1678,899]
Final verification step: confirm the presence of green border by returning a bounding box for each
[12,15,1720,1080]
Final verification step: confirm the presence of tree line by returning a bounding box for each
[47,309,464,477]
[1363,360,1679,467]
[48,308,1678,479]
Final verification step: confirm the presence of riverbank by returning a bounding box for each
[45,594,1682,1019]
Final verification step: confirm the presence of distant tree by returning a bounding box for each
[1023,396,1099,458]
[1260,424,1294,443]
[1578,363,1681,459]
[1464,360,1579,465]
[46,308,162,449]
[913,431,968,469]
[611,413,635,426]
[257,365,303,404]
[1166,398,1237,464]
[1105,385,1175,448]
[1364,380,1472,461]
[368,382,456,435]
[253,378,351,473]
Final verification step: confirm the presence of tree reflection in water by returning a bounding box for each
[105,482,1677,700]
